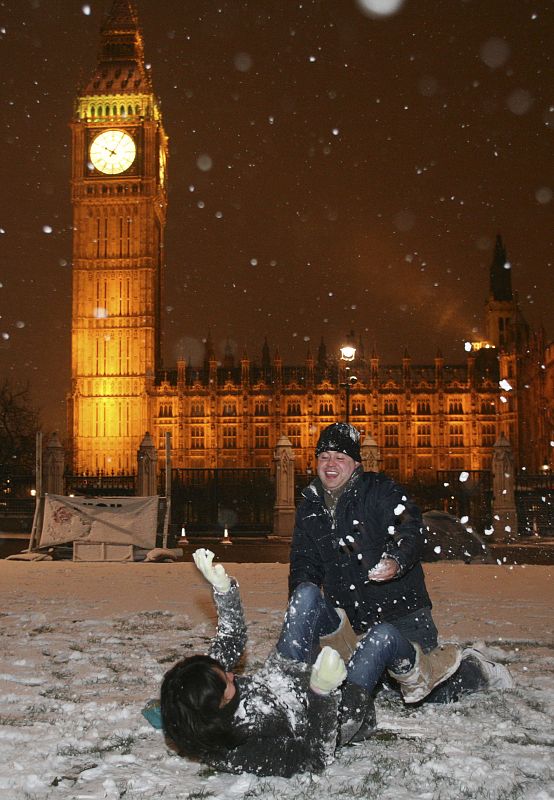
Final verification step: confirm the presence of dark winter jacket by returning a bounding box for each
[289,470,432,633]
[203,583,341,778]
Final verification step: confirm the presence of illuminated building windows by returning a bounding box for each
[319,401,334,415]
[190,402,204,417]
[222,426,237,449]
[416,424,432,448]
[481,423,496,447]
[118,217,132,257]
[95,217,109,257]
[384,424,399,448]
[190,426,204,450]
[222,402,237,416]
[449,423,464,447]
[287,401,302,416]
[449,399,463,414]
[159,403,172,418]
[416,399,431,415]
[480,399,496,415]
[384,399,398,415]
[255,426,270,449]
[255,401,269,416]
[351,400,366,415]
[287,425,301,448]
[158,428,171,448]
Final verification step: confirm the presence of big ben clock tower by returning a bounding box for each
[69,0,168,473]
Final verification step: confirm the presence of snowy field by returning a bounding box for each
[0,561,552,800]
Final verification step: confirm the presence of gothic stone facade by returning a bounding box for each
[69,2,550,480]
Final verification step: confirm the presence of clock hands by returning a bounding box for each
[104,135,126,158]
[90,131,135,174]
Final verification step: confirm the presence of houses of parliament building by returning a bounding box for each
[68,1,551,481]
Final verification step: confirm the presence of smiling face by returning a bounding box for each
[317,450,359,491]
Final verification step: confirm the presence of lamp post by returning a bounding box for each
[340,342,357,423]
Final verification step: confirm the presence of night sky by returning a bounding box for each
[1,0,552,434]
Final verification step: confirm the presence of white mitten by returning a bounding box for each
[192,548,231,593]
[309,646,347,694]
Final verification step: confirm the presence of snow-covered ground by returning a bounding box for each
[0,561,552,800]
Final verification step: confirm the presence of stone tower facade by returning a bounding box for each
[69,0,168,473]
[68,4,550,482]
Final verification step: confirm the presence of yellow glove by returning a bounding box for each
[192,548,231,593]
[309,646,347,694]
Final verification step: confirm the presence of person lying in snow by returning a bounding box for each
[151,549,513,778]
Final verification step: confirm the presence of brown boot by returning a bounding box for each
[320,608,360,662]
[388,642,462,704]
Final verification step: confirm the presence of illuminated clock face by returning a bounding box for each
[89,130,136,175]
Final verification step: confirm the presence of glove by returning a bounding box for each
[192,548,231,593]
[367,557,399,582]
[309,646,347,694]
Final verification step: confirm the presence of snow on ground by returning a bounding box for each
[0,561,552,800]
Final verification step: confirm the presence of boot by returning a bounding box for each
[320,608,360,663]
[425,647,515,704]
[388,642,462,704]
[338,682,376,746]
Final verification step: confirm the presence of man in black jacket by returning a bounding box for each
[288,422,515,704]
[289,421,439,650]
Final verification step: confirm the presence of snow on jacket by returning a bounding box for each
[203,582,341,778]
[288,469,432,633]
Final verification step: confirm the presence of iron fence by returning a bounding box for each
[64,472,137,497]
[516,473,553,536]
[162,468,274,534]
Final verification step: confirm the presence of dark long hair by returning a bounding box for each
[161,654,243,758]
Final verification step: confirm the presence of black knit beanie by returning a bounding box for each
[315,422,361,462]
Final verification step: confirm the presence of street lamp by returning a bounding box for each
[340,344,356,362]
[340,341,357,423]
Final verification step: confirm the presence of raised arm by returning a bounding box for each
[193,548,247,671]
